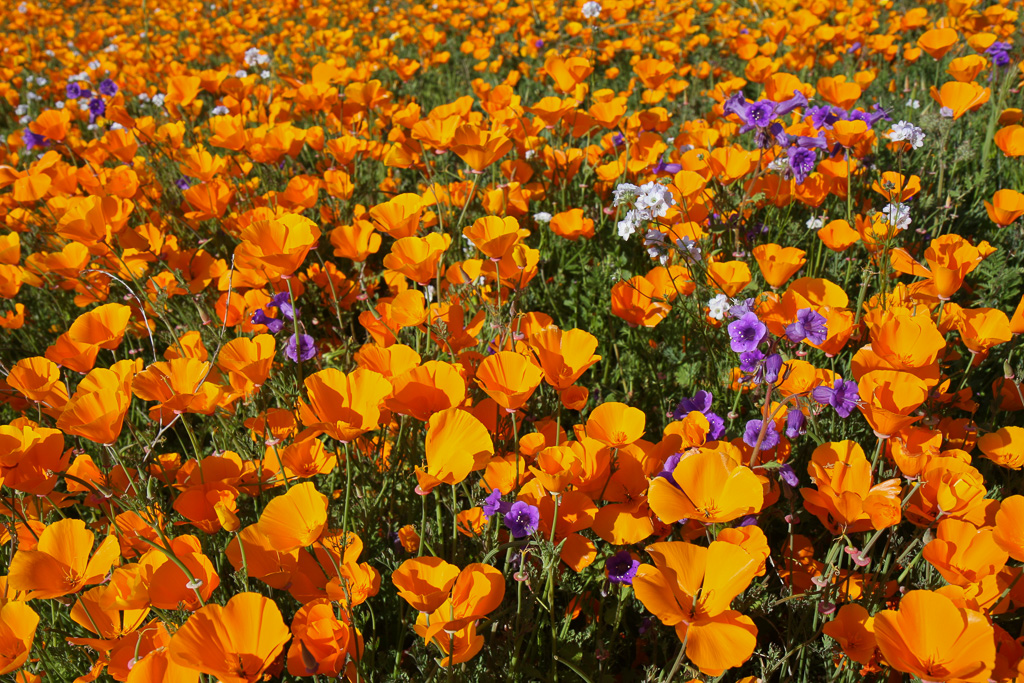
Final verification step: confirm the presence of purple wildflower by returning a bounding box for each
[727,312,767,353]
[811,378,860,418]
[652,158,682,175]
[673,390,712,416]
[763,353,783,384]
[738,515,759,527]
[775,91,809,117]
[267,291,294,320]
[250,309,284,333]
[606,551,640,585]
[66,82,83,99]
[986,41,1012,67]
[22,129,48,150]
[98,79,119,97]
[779,463,799,487]
[785,410,806,439]
[740,350,764,373]
[175,177,192,191]
[728,297,757,319]
[786,308,828,345]
[483,489,510,519]
[786,147,816,184]
[285,334,317,362]
[504,501,540,538]
[705,412,725,440]
[88,97,106,123]
[743,419,779,450]
[745,100,777,128]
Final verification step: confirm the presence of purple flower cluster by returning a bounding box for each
[606,551,640,585]
[786,308,828,345]
[986,41,1013,68]
[811,378,860,418]
[671,390,725,440]
[249,292,317,362]
[65,78,119,125]
[727,312,767,353]
[504,501,540,539]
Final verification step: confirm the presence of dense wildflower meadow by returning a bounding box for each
[1,0,1024,680]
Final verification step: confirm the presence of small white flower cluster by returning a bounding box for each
[244,47,270,68]
[886,121,926,149]
[581,1,602,18]
[613,181,675,241]
[768,155,790,173]
[675,236,702,263]
[533,212,552,224]
[211,105,230,116]
[880,202,912,231]
[17,2,27,13]
[644,229,668,263]
[806,215,825,230]
[103,43,119,53]
[905,99,921,109]
[707,294,731,321]
[68,71,91,83]
[87,59,101,70]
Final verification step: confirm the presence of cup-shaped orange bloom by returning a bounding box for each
[994,495,1024,561]
[544,55,593,93]
[450,125,513,172]
[258,481,328,551]
[57,364,135,445]
[930,81,991,120]
[869,313,945,371]
[7,518,119,600]
[906,456,988,526]
[633,540,760,675]
[239,212,321,278]
[382,232,452,284]
[0,601,38,675]
[648,447,764,524]
[0,424,68,495]
[287,599,362,678]
[475,351,543,411]
[133,358,223,423]
[530,445,584,493]
[752,243,806,288]
[7,356,68,412]
[959,307,1012,355]
[978,426,1024,469]
[369,193,423,239]
[817,218,860,252]
[984,189,1024,225]
[416,405,492,488]
[822,604,876,665]
[549,208,595,240]
[858,370,929,437]
[217,334,275,396]
[611,276,671,327]
[707,260,752,296]
[302,368,392,442]
[387,361,467,421]
[874,590,994,683]
[817,77,862,110]
[995,125,1024,156]
[923,234,983,300]
[922,518,1008,586]
[948,54,988,82]
[169,592,291,683]
[392,556,462,613]
[917,27,958,59]
[463,215,522,260]
[800,441,902,534]
[414,563,505,645]
[528,327,601,390]
[585,401,646,447]
[67,303,133,350]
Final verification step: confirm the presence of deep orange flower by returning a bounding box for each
[922,518,1008,586]
[302,368,392,442]
[0,601,38,675]
[822,604,876,665]
[7,518,120,600]
[67,303,133,350]
[382,233,451,284]
[984,189,1024,225]
[649,446,764,524]
[57,362,136,445]
[610,276,670,327]
[475,351,543,411]
[169,592,291,683]
[258,481,328,551]
[238,212,321,278]
[528,327,601,390]
[930,81,990,120]
[392,556,462,613]
[585,401,646,447]
[752,243,806,288]
[463,215,522,260]
[287,599,362,678]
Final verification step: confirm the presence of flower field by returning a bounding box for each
[1,0,1024,680]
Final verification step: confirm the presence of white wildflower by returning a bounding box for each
[674,236,702,263]
[17,2,27,13]
[806,215,825,230]
[533,212,552,223]
[939,106,954,119]
[880,203,912,231]
[612,182,639,207]
[581,1,602,19]
[768,155,790,173]
[905,99,920,109]
[151,93,166,107]
[707,294,730,321]
[886,121,925,149]
[211,105,229,116]
[617,209,641,241]
[234,69,248,79]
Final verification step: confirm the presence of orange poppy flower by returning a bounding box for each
[985,189,1024,226]
[633,540,760,675]
[463,215,523,260]
[57,363,135,445]
[67,302,133,350]
[948,54,988,82]
[822,603,876,666]
[28,108,71,141]
[0,424,69,495]
[258,481,328,551]
[528,327,601,390]
[874,590,994,683]
[544,55,593,94]
[148,535,221,611]
[238,212,321,279]
[857,370,929,437]
[648,446,763,524]
[817,219,860,252]
[995,125,1024,156]
[369,193,423,239]
[218,334,276,396]
[413,563,505,655]
[994,495,1024,561]
[610,276,670,327]
[475,351,543,412]
[450,125,513,172]
[0,601,38,675]
[133,358,223,424]
[392,556,462,613]
[386,361,467,421]
[800,440,902,534]
[707,260,752,296]
[752,243,806,289]
[930,81,990,119]
[382,232,451,284]
[585,402,646,448]
[415,408,493,494]
[169,592,291,683]
[7,518,120,600]
[287,599,362,678]
[917,27,959,59]
[959,307,1012,355]
[922,518,1008,587]
[978,426,1024,469]
[549,208,595,241]
[302,368,393,442]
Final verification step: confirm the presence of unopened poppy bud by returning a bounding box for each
[1004,360,1015,380]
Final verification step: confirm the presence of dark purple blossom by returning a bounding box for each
[22,129,48,150]
[986,41,1012,67]
[66,82,83,99]
[728,297,756,319]
[606,551,639,585]
[175,177,192,191]
[88,97,106,123]
[611,132,625,147]
[504,501,540,538]
[811,378,860,418]
[740,350,764,374]
[738,515,759,527]
[250,309,284,333]
[763,353,783,384]
[670,391,725,440]
[655,452,682,486]
[785,410,806,439]
[743,419,779,450]
[652,158,682,175]
[808,105,841,130]
[787,146,816,184]
[705,412,725,440]
[746,100,776,128]
[779,463,799,487]
[267,291,294,320]
[98,79,119,97]
[727,312,767,353]
[285,333,317,362]
[786,308,828,345]
[483,489,511,519]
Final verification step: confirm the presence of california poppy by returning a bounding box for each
[475,351,543,411]
[258,481,328,551]
[57,364,135,445]
[648,446,764,524]
[302,368,393,442]
[7,518,120,600]
[0,601,39,675]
